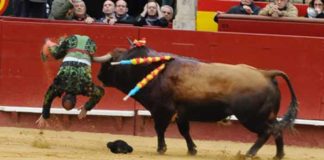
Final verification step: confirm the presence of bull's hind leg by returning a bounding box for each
[246,131,271,158]
[273,130,284,160]
[271,120,285,160]
[176,118,197,155]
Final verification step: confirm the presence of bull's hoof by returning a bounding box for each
[187,148,197,155]
[157,146,167,154]
[245,154,254,160]
[273,153,285,160]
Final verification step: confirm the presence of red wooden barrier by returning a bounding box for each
[0,18,324,148]
[0,17,324,121]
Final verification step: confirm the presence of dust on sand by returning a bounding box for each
[0,127,323,160]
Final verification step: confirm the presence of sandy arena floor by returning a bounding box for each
[0,127,323,160]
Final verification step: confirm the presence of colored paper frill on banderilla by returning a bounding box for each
[123,63,166,101]
[111,56,172,65]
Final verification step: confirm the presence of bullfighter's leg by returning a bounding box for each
[246,131,271,158]
[176,117,197,155]
[153,114,172,154]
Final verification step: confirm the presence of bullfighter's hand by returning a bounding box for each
[35,115,49,128]
[78,106,88,119]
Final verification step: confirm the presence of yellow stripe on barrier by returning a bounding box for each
[196,11,218,32]
[0,0,5,10]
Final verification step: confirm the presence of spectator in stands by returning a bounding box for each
[306,0,324,18]
[26,0,47,18]
[115,0,136,24]
[161,4,174,26]
[48,0,74,20]
[12,0,47,18]
[72,0,95,24]
[97,0,117,24]
[258,0,298,17]
[12,0,27,17]
[134,0,168,27]
[214,0,261,22]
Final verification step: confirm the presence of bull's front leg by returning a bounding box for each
[153,115,171,154]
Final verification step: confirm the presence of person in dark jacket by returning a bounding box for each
[48,0,74,20]
[115,0,135,24]
[214,0,261,22]
[134,1,168,27]
[13,0,47,18]
[97,0,117,24]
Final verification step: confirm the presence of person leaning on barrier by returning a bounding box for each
[134,0,168,27]
[258,0,298,17]
[214,0,261,22]
[48,0,75,20]
[72,0,95,24]
[35,34,112,128]
[306,0,324,18]
[161,4,174,28]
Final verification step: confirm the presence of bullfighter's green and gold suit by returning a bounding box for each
[42,35,104,119]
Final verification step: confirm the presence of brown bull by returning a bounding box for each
[98,45,298,159]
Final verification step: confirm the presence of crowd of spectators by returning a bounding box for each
[10,0,324,30]
[214,0,324,21]
[11,0,175,28]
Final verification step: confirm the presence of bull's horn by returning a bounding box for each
[127,37,135,47]
[93,53,112,63]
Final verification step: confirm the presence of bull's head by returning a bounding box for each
[98,48,128,87]
[98,44,153,88]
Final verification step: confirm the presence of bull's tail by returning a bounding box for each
[266,70,299,129]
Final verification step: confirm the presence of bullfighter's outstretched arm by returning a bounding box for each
[36,84,63,127]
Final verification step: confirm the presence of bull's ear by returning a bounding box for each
[126,37,135,48]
